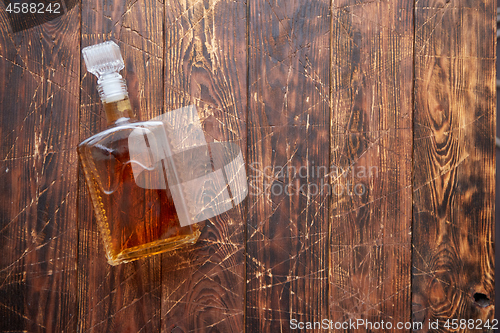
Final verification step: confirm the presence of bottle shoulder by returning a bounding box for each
[78,119,162,150]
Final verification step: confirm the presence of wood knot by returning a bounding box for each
[472,292,491,308]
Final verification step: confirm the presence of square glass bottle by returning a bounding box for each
[78,41,200,265]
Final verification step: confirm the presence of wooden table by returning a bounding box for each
[0,0,495,331]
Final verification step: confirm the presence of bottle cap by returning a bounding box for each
[82,41,128,102]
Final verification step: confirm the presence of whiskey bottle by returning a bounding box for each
[78,41,200,265]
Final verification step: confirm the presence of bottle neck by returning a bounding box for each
[97,74,136,126]
[103,96,137,126]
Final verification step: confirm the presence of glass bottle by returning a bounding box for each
[78,41,200,265]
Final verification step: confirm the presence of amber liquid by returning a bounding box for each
[78,101,200,265]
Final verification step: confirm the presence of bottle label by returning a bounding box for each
[127,105,248,227]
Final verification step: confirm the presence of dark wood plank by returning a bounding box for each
[496,16,500,321]
[77,0,164,331]
[161,0,247,331]
[247,0,330,330]
[329,0,413,330]
[0,4,80,332]
[412,0,496,328]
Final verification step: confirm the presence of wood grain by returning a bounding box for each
[247,0,330,331]
[329,0,413,330]
[77,0,164,331]
[0,3,80,332]
[161,0,247,331]
[412,0,496,329]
